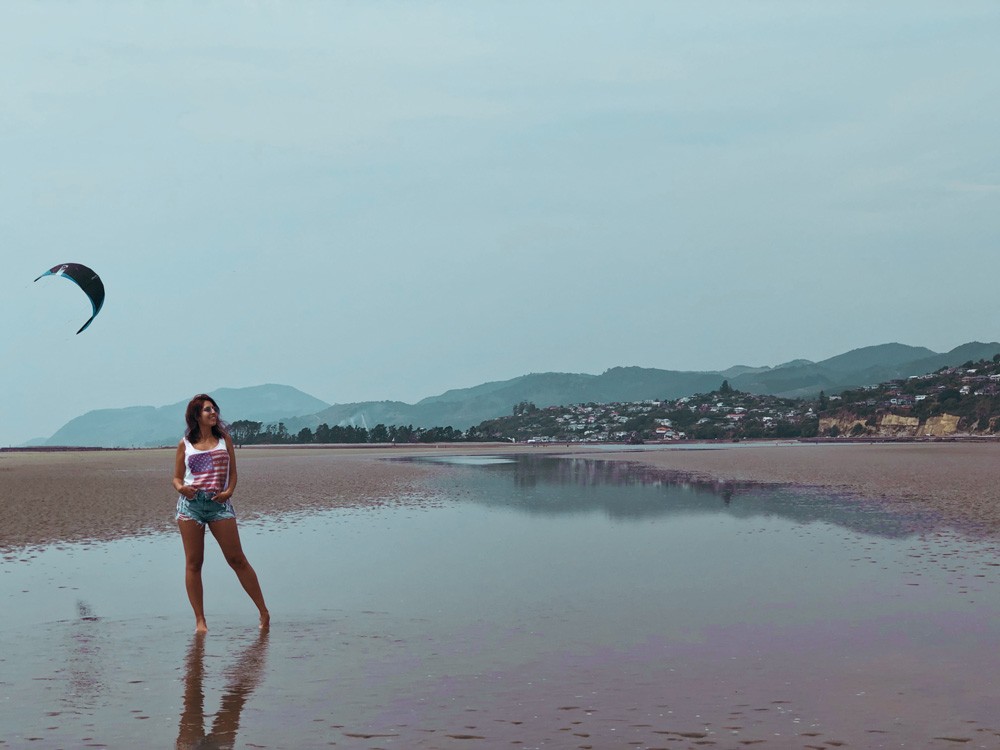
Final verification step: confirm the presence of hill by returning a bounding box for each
[285,343,1000,433]
[35,341,1000,447]
[725,343,1000,398]
[44,385,330,448]
[474,352,1000,443]
[282,368,725,435]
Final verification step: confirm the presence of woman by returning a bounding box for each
[173,394,269,632]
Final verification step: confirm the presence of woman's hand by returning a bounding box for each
[214,489,233,503]
[178,485,197,499]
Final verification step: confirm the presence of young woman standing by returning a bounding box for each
[173,394,269,632]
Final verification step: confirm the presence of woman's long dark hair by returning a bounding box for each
[184,394,230,443]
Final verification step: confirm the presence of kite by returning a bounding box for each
[34,263,106,334]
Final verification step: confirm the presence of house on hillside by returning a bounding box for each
[653,426,680,440]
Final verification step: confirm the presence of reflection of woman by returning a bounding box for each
[175,630,270,750]
[173,394,269,632]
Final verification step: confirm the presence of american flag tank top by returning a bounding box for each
[183,438,230,492]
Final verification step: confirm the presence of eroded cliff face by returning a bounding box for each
[819,411,962,437]
[879,414,921,434]
[917,414,961,436]
[818,414,868,435]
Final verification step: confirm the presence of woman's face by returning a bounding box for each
[197,401,219,429]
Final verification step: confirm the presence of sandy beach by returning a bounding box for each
[4,440,1000,553]
[608,441,1000,536]
[0,446,445,553]
[4,441,1000,748]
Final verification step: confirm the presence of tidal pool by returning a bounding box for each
[1,455,999,749]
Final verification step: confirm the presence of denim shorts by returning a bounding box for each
[176,490,236,525]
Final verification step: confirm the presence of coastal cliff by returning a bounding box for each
[818,412,963,438]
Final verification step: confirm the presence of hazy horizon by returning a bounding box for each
[3,2,999,445]
[17,338,996,446]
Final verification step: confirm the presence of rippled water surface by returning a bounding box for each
[2,455,999,749]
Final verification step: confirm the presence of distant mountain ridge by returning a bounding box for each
[42,385,330,448]
[36,342,1000,447]
[726,342,1000,398]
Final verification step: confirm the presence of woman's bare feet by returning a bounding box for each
[195,619,208,633]
[259,609,270,630]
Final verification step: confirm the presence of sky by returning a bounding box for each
[2,1,999,445]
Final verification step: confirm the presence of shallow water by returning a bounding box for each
[2,455,999,749]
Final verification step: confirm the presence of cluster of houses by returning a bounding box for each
[524,401,671,443]
[514,389,810,443]
[673,394,811,429]
[485,360,1000,443]
[838,367,1000,412]
[818,362,1000,437]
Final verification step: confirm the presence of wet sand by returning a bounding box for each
[4,440,1000,552]
[0,446,448,552]
[3,442,1000,748]
[601,441,1000,535]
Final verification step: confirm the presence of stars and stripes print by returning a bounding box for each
[188,449,229,492]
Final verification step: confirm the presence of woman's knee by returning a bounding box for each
[185,556,204,573]
[226,553,249,570]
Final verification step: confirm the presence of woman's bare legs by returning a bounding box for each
[178,520,209,633]
[209,518,270,629]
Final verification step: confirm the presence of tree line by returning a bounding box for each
[228,420,466,446]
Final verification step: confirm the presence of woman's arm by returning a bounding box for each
[215,434,238,502]
[173,441,196,498]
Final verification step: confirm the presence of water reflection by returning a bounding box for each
[61,600,107,711]
[176,630,269,750]
[417,455,939,538]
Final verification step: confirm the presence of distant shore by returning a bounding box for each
[602,440,1000,536]
[4,440,999,552]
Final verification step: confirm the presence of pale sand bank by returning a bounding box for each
[4,441,999,550]
[602,441,1000,534]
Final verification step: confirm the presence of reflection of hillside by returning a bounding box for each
[439,455,934,539]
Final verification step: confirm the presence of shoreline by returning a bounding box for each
[4,441,1000,552]
[5,434,999,453]
[600,441,1000,536]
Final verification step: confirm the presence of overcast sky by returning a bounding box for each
[2,1,999,445]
